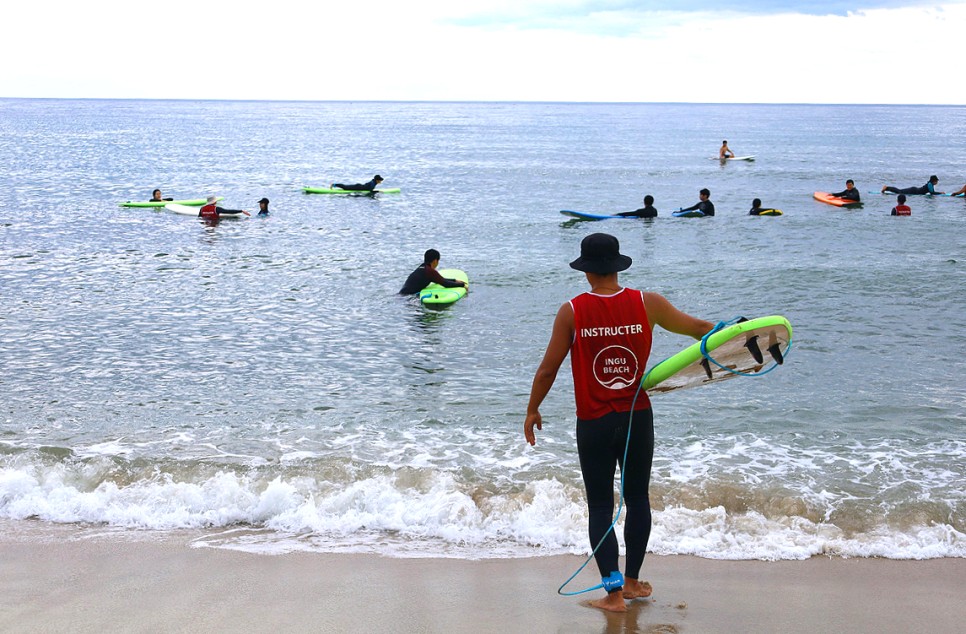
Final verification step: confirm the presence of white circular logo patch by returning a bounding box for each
[592,345,639,390]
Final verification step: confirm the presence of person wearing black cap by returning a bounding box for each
[398,248,468,295]
[331,175,384,192]
[524,233,713,613]
[256,198,270,216]
[881,175,943,196]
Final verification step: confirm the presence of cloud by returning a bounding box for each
[1,1,963,103]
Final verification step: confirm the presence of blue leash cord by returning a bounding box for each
[558,317,792,596]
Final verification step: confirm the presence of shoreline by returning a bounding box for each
[1,525,964,633]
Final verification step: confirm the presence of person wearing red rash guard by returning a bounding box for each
[524,233,713,613]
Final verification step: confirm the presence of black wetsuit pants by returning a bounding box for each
[884,185,928,195]
[576,408,654,582]
[331,183,373,191]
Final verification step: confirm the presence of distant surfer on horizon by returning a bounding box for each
[524,233,713,613]
[399,248,468,295]
[881,175,943,196]
[719,140,735,159]
[331,175,384,191]
[830,179,860,202]
[678,188,715,216]
[616,194,658,218]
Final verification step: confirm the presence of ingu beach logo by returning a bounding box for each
[592,345,639,390]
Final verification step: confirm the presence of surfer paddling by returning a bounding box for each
[524,233,713,613]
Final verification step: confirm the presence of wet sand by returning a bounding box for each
[1,527,963,633]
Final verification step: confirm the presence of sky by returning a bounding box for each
[2,1,964,104]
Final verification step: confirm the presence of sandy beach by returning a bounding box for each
[1,524,963,633]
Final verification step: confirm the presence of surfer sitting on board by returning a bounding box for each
[524,232,713,613]
[616,195,658,218]
[399,249,468,295]
[150,189,173,202]
[679,188,715,216]
[331,175,383,191]
[881,175,943,196]
[829,179,860,202]
[719,140,735,159]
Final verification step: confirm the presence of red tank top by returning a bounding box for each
[570,288,652,419]
[892,204,911,216]
[199,204,218,219]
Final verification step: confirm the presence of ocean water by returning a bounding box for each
[1,99,964,560]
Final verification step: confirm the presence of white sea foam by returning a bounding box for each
[2,459,964,560]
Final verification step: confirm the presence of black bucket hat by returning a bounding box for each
[569,233,632,274]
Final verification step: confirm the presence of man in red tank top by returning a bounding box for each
[524,233,712,613]
[890,194,912,216]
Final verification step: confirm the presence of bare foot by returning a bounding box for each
[589,591,627,613]
[623,578,653,599]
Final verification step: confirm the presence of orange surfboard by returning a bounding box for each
[813,192,861,208]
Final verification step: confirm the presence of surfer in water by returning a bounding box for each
[749,198,778,215]
[719,140,735,159]
[256,198,270,216]
[150,189,173,202]
[524,233,712,613]
[617,195,657,218]
[399,248,468,295]
[881,175,943,196]
[198,195,250,220]
[830,179,860,202]
[679,188,715,216]
[890,194,911,216]
[331,175,383,191]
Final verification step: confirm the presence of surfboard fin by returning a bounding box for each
[768,343,784,365]
[744,336,764,364]
[700,358,713,379]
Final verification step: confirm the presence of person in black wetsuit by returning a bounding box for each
[256,198,270,216]
[617,195,657,218]
[399,249,468,295]
[150,189,173,202]
[881,175,943,196]
[749,198,779,215]
[830,179,860,202]
[331,175,383,191]
[679,188,715,216]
